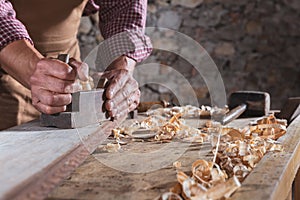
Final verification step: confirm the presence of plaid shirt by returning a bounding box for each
[0,0,152,62]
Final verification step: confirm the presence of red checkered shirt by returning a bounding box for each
[0,0,152,62]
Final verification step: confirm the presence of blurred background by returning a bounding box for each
[77,0,299,109]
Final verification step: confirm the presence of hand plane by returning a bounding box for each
[40,54,106,128]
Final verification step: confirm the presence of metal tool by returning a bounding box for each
[220,91,270,125]
[40,54,106,128]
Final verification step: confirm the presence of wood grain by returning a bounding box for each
[47,116,300,200]
[0,119,119,200]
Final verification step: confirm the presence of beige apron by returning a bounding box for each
[0,0,88,130]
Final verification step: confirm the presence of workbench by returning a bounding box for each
[0,116,299,200]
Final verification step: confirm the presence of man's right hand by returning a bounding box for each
[30,58,89,114]
[0,39,89,114]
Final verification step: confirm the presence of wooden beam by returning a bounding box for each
[0,120,119,200]
[231,115,300,200]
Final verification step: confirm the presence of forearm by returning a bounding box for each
[0,39,43,89]
[0,0,42,89]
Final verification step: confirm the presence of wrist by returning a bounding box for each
[125,56,136,72]
[105,55,136,73]
[0,39,43,88]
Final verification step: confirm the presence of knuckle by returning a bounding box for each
[111,109,117,117]
[32,100,38,107]
[44,106,53,114]
[136,89,141,97]
[121,69,128,73]
[82,62,88,68]
[111,78,119,87]
[29,74,39,84]
[132,80,139,88]
[135,96,140,105]
[36,59,45,69]
[45,95,55,105]
[61,67,73,79]
[105,101,112,111]
[54,82,65,93]
[66,94,72,104]
[58,82,71,93]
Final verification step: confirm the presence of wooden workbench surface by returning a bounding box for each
[47,116,300,200]
[0,119,119,200]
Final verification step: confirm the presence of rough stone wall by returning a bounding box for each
[78,0,300,109]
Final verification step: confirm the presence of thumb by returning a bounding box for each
[69,58,89,81]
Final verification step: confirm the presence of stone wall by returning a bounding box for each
[78,0,300,109]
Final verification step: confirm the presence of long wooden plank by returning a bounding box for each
[230,115,300,200]
[0,119,119,200]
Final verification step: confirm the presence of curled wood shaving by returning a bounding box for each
[160,114,287,200]
[146,105,214,118]
[173,161,182,169]
[75,76,94,91]
[173,161,239,200]
[112,112,207,142]
[102,143,121,153]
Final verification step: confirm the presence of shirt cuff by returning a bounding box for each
[95,29,152,70]
[124,32,152,63]
[0,16,33,51]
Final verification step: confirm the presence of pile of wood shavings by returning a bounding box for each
[104,107,287,199]
[103,109,209,152]
[145,105,216,118]
[161,114,287,200]
[109,112,208,146]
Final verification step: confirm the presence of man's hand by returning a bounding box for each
[30,58,89,114]
[0,40,90,114]
[99,56,140,120]
[102,69,140,119]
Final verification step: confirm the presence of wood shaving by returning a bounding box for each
[111,107,287,199]
[159,114,287,200]
[102,143,121,153]
[75,76,94,91]
[112,112,208,143]
[173,161,182,169]
[145,105,216,118]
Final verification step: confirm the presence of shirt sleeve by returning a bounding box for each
[94,0,152,64]
[0,0,32,51]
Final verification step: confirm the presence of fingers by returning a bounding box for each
[37,58,76,80]
[105,78,139,111]
[32,87,72,106]
[102,69,131,99]
[30,58,82,114]
[30,74,81,93]
[105,87,140,120]
[93,68,140,120]
[69,58,89,81]
[32,101,67,114]
[107,90,140,117]
[31,91,69,114]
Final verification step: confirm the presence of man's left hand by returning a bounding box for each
[99,56,140,120]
